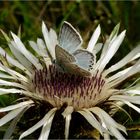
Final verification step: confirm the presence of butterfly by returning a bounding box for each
[55,21,94,77]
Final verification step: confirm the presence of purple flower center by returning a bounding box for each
[32,65,106,109]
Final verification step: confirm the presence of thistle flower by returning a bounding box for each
[0,21,140,140]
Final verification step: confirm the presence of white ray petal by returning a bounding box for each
[20,90,44,100]
[29,39,48,58]
[131,47,140,61]
[29,39,49,65]
[29,41,41,56]
[37,38,48,56]
[87,25,101,52]
[38,111,56,140]
[11,32,43,70]
[110,126,126,140]
[93,43,103,54]
[49,28,58,50]
[109,95,140,105]
[0,79,27,90]
[103,132,110,140]
[99,40,110,61]
[0,47,31,76]
[109,59,140,87]
[94,39,116,72]
[108,23,120,42]
[124,101,140,113]
[0,63,28,82]
[0,100,33,112]
[42,21,55,60]
[9,42,33,72]
[131,53,140,61]
[78,109,103,134]
[125,90,140,95]
[104,44,140,75]
[62,106,74,139]
[106,67,131,83]
[0,106,28,127]
[0,88,24,95]
[97,30,126,72]
[99,23,120,61]
[0,73,14,79]
[3,106,30,139]
[19,108,57,140]
[89,107,126,134]
[37,39,52,66]
[0,29,11,43]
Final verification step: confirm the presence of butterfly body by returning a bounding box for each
[54,21,95,77]
[55,45,92,76]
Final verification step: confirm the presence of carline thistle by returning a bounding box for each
[0,21,140,140]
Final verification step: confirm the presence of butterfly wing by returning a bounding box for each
[55,45,76,70]
[65,63,91,76]
[55,45,91,76]
[73,49,95,71]
[56,21,92,77]
[59,21,83,53]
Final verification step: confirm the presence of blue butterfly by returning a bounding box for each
[55,21,94,77]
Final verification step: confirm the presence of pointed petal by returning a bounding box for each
[104,44,140,75]
[93,23,120,69]
[11,32,43,70]
[38,110,56,140]
[0,62,28,82]
[87,25,101,52]
[103,132,110,140]
[0,79,27,90]
[108,23,120,42]
[9,42,33,72]
[29,39,51,66]
[78,109,103,134]
[29,41,41,56]
[125,101,140,113]
[0,29,11,42]
[106,67,131,83]
[37,38,48,57]
[49,28,58,50]
[89,107,127,134]
[0,73,14,79]
[0,100,33,112]
[0,47,31,76]
[109,95,140,105]
[62,106,74,139]
[110,126,126,140]
[37,39,52,66]
[125,90,140,95]
[0,107,27,127]
[0,88,23,95]
[42,21,55,60]
[93,43,103,54]
[17,25,21,38]
[19,108,57,140]
[109,59,140,87]
[3,106,29,139]
[97,30,126,72]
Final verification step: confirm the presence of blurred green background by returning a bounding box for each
[0,0,140,139]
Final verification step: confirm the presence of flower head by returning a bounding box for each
[0,21,140,139]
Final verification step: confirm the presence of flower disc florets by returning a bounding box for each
[31,65,106,110]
